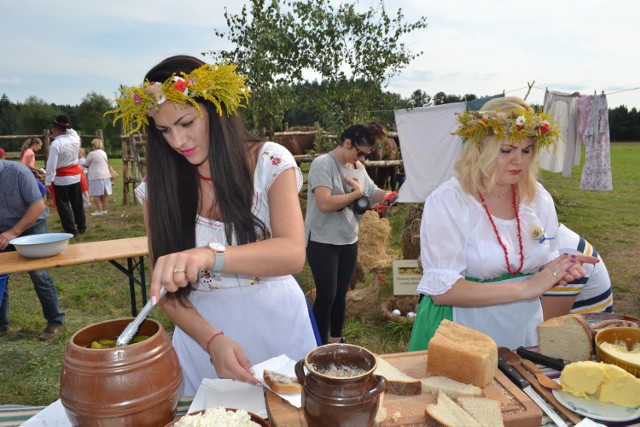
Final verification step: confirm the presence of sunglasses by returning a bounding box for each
[352,144,371,159]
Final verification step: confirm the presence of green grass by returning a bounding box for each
[2,144,640,405]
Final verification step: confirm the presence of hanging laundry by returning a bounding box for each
[540,90,581,177]
[579,94,613,190]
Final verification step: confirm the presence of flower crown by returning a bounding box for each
[105,63,250,135]
[453,109,560,149]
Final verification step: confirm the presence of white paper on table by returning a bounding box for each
[252,354,302,409]
[188,379,267,418]
[575,419,607,427]
[21,399,71,426]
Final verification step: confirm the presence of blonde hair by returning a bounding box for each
[19,137,42,161]
[455,97,540,203]
[91,138,104,150]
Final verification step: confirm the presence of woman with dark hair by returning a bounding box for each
[108,55,317,396]
[305,123,397,344]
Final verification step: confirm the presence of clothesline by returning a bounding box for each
[521,85,640,98]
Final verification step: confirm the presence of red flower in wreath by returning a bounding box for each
[173,79,188,93]
[539,122,550,134]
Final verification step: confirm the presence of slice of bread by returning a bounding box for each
[457,396,504,427]
[263,369,301,394]
[374,356,422,395]
[426,320,498,387]
[537,314,592,362]
[425,390,481,427]
[421,375,483,399]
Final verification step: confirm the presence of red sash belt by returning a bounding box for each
[49,164,88,207]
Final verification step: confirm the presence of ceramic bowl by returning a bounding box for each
[164,408,270,426]
[595,327,640,377]
[9,233,73,258]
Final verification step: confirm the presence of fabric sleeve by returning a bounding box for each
[134,179,147,204]
[18,166,43,207]
[44,142,59,185]
[417,186,469,295]
[533,183,560,264]
[308,155,337,193]
[84,152,96,168]
[260,142,303,193]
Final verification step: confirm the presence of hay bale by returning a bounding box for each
[380,296,419,324]
[401,205,423,260]
[358,210,393,270]
[346,280,379,320]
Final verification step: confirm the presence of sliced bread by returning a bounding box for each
[425,390,481,427]
[263,369,301,394]
[421,375,483,399]
[374,356,422,395]
[457,396,504,427]
[537,314,592,362]
[426,320,498,387]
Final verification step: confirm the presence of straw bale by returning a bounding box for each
[380,296,420,325]
[401,205,423,260]
[346,279,379,319]
[358,210,393,270]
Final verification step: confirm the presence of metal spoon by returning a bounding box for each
[116,286,167,347]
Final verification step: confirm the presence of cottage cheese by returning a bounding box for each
[174,407,260,427]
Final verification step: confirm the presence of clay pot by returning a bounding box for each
[60,318,182,427]
[295,344,386,427]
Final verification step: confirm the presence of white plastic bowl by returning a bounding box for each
[9,233,74,258]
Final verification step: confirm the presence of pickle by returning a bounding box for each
[90,341,104,349]
[131,335,150,343]
[98,339,117,347]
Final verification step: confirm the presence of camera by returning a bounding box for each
[349,196,371,215]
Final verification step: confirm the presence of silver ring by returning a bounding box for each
[173,268,185,274]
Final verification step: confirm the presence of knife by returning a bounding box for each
[516,347,568,371]
[498,356,568,427]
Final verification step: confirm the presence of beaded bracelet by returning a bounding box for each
[206,331,224,353]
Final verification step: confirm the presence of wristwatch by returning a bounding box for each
[207,242,226,273]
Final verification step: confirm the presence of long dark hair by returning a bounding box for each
[144,55,265,303]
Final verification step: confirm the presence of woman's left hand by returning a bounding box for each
[150,247,212,302]
[552,253,599,286]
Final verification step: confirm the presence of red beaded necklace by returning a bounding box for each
[198,174,212,181]
[479,185,524,275]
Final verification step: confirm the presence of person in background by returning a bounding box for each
[305,123,398,344]
[20,137,46,182]
[0,159,65,340]
[83,139,112,216]
[541,223,613,319]
[408,97,599,350]
[45,115,87,236]
[77,148,92,210]
[107,55,317,396]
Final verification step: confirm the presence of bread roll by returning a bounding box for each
[263,369,301,394]
[537,314,592,362]
[426,320,498,387]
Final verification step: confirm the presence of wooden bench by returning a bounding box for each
[0,236,149,316]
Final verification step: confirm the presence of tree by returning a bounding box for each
[17,96,58,135]
[0,94,19,135]
[211,0,427,133]
[77,92,119,151]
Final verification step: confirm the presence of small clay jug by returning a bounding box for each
[60,318,182,427]
[295,343,386,427]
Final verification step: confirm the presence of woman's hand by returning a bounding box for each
[208,334,260,385]
[526,253,599,299]
[150,247,212,303]
[343,176,365,197]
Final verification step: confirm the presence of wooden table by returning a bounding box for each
[0,236,149,316]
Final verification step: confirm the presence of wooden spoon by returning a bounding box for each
[521,359,561,390]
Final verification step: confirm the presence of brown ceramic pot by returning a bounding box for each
[295,344,386,427]
[60,318,182,427]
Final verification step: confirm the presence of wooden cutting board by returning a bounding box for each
[265,350,542,427]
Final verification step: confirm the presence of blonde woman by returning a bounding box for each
[408,97,599,350]
[83,139,112,216]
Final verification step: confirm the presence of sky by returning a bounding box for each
[1,0,639,111]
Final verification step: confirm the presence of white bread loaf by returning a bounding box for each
[374,356,422,395]
[425,390,481,427]
[421,375,483,399]
[537,314,592,362]
[426,320,498,387]
[457,396,504,427]
[263,369,301,394]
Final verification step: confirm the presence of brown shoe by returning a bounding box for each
[38,324,63,341]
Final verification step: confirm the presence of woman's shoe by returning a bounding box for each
[90,211,103,216]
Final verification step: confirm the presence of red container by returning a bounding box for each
[60,318,182,427]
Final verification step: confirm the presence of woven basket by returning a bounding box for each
[380,296,419,325]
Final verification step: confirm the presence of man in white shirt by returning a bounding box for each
[45,115,87,235]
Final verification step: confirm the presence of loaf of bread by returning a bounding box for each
[425,390,480,427]
[537,314,592,362]
[457,396,504,427]
[263,369,301,394]
[426,320,498,387]
[421,375,483,399]
[560,361,640,408]
[374,356,422,395]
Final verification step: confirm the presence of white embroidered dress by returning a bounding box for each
[136,142,317,396]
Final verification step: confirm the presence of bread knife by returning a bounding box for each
[516,347,568,371]
[498,356,568,427]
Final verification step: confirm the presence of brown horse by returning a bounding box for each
[366,136,400,190]
[273,127,318,156]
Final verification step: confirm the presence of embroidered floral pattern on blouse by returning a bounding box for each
[248,277,261,285]
[199,269,222,290]
[263,151,282,166]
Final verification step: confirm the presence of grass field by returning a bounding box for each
[1,142,639,405]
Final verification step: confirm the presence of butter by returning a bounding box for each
[600,341,640,365]
[560,361,640,408]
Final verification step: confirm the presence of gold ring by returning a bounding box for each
[173,268,184,274]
